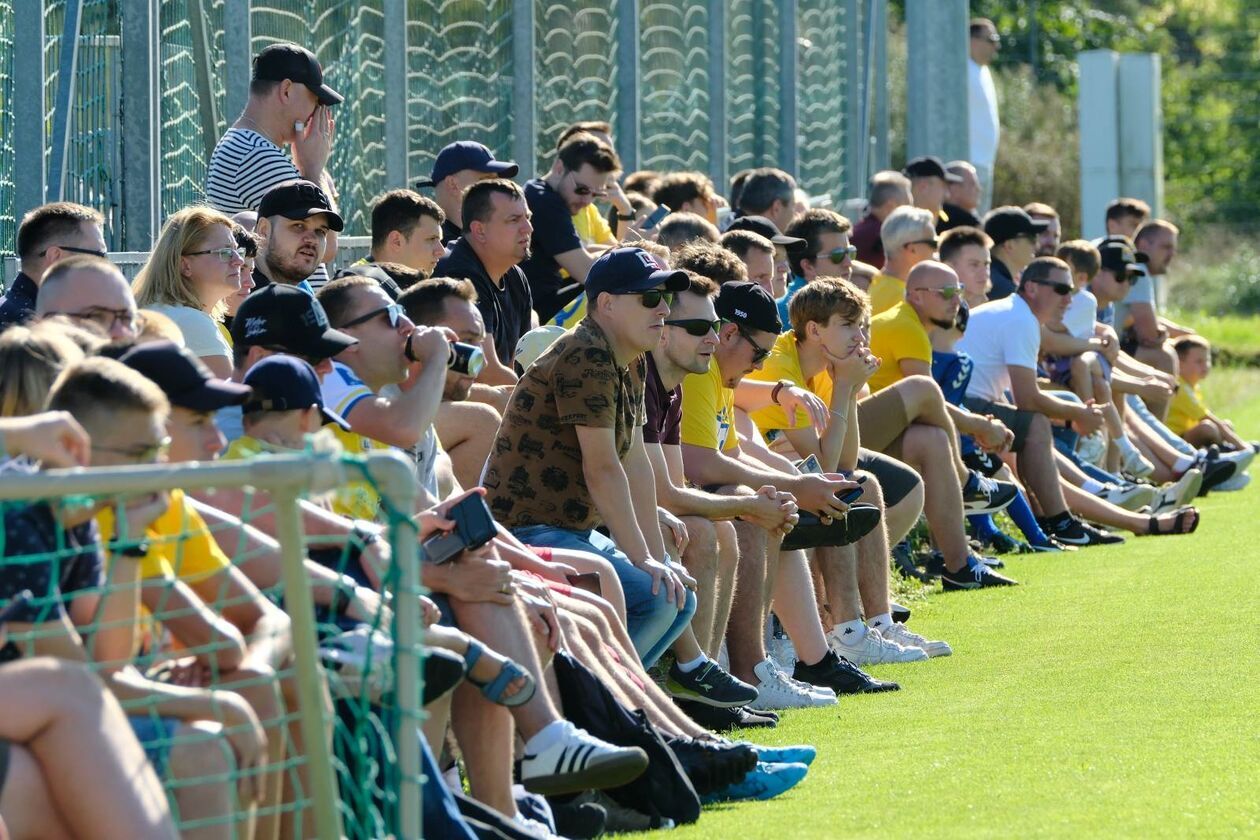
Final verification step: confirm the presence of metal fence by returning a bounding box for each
[2,0,891,257]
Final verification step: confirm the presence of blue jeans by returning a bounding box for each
[1127,393,1196,456]
[512,525,697,668]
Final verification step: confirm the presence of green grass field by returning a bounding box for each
[672,370,1260,839]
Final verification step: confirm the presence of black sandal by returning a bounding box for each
[1147,506,1199,536]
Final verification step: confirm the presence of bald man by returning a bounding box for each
[35,255,140,343]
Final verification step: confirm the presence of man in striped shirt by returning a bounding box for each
[206,43,342,288]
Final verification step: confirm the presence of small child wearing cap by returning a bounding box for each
[1169,335,1255,456]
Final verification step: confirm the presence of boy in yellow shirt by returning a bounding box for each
[1170,335,1257,462]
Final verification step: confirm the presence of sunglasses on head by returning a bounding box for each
[341,302,404,329]
[615,289,674,308]
[665,318,720,337]
[1026,278,1073,296]
[821,245,858,264]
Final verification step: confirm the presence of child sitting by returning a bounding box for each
[1169,335,1257,460]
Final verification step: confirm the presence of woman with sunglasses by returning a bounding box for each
[134,207,246,379]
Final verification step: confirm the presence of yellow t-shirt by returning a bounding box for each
[745,331,834,438]
[680,358,739,451]
[217,321,233,348]
[573,204,617,247]
[867,300,932,393]
[95,488,229,583]
[867,272,906,315]
[1167,378,1209,436]
[549,292,587,330]
[222,434,382,522]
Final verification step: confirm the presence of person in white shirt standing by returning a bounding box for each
[968,18,1001,214]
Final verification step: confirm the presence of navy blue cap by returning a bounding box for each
[241,355,350,431]
[120,341,253,411]
[232,284,357,360]
[585,247,690,301]
[715,281,782,334]
[415,142,519,188]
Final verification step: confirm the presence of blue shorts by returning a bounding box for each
[128,714,180,778]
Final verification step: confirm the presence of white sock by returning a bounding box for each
[524,719,567,754]
[676,653,708,673]
[833,619,867,644]
[1173,454,1194,473]
[867,612,893,630]
[1082,478,1106,494]
[1115,436,1139,457]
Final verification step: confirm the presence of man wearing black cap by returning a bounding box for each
[415,141,519,246]
[725,214,806,300]
[207,42,343,285]
[903,155,962,226]
[983,205,1049,301]
[485,247,698,668]
[253,179,345,292]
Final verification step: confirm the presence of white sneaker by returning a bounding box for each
[1118,442,1156,478]
[767,631,797,673]
[1216,471,1251,492]
[1096,482,1158,511]
[878,622,953,658]
[1155,468,1203,513]
[1218,447,1256,474]
[1076,431,1107,466]
[828,625,928,664]
[749,659,836,710]
[520,721,649,795]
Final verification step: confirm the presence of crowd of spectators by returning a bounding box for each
[0,25,1255,840]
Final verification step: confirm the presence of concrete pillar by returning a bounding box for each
[511,0,535,176]
[777,0,798,176]
[1078,49,1120,240]
[1118,53,1164,220]
[615,0,640,172]
[120,0,160,250]
[706,0,728,191]
[383,0,408,187]
[223,0,251,122]
[13,0,47,223]
[904,0,969,163]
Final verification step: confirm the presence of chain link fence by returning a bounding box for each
[3,0,889,265]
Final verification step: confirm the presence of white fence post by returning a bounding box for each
[1118,53,1164,220]
[1078,49,1120,240]
[904,0,969,163]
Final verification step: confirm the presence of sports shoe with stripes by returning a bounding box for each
[520,721,649,795]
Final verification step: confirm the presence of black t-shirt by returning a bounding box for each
[441,218,463,247]
[519,178,583,323]
[0,272,38,332]
[938,202,982,233]
[435,237,534,365]
[643,353,683,446]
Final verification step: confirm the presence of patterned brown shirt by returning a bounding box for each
[483,317,646,531]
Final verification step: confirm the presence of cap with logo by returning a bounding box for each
[1097,236,1146,279]
[725,214,807,248]
[231,284,358,360]
[715,281,782,334]
[258,180,345,232]
[585,247,690,301]
[241,355,351,431]
[982,206,1050,246]
[415,141,519,189]
[903,155,963,183]
[252,43,343,106]
[119,341,252,411]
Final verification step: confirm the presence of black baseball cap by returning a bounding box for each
[242,355,350,431]
[716,281,782,334]
[258,180,345,232]
[903,155,963,183]
[120,341,252,412]
[585,247,690,300]
[725,214,806,248]
[983,206,1050,246]
[232,284,357,360]
[1097,236,1145,279]
[415,141,519,188]
[253,43,343,106]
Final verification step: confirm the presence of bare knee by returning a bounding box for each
[168,722,235,782]
[680,517,718,574]
[899,375,944,414]
[902,423,950,460]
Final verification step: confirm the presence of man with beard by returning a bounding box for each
[1025,202,1062,258]
[252,180,344,293]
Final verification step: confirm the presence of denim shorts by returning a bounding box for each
[128,714,181,778]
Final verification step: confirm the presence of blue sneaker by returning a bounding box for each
[738,743,817,766]
[700,761,808,803]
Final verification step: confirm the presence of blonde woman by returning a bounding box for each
[0,324,85,419]
[133,207,244,378]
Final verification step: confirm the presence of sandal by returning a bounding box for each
[1146,506,1199,536]
[464,639,537,707]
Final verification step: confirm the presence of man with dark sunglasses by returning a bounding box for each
[982,206,1048,302]
[868,205,939,315]
[778,209,856,328]
[1,201,108,330]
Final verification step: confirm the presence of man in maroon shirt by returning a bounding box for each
[851,171,911,269]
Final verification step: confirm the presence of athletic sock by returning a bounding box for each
[1009,490,1053,544]
[833,619,867,645]
[676,654,708,673]
[1081,478,1106,494]
[524,720,567,755]
[1173,454,1195,473]
[968,513,1001,540]
[867,613,893,631]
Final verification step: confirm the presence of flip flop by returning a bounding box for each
[464,639,537,707]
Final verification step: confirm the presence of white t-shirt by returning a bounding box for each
[956,294,1040,402]
[148,304,230,360]
[968,59,1000,168]
[1115,270,1158,331]
[1062,288,1099,341]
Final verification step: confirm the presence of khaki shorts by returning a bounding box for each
[857,386,911,457]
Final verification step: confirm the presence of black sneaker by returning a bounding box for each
[664,736,757,794]
[793,650,899,694]
[666,660,760,708]
[962,471,1018,514]
[980,529,1027,555]
[891,601,912,624]
[926,549,1003,576]
[676,700,778,731]
[892,540,932,582]
[548,798,608,840]
[1198,457,1237,496]
[941,559,1019,591]
[1043,515,1124,546]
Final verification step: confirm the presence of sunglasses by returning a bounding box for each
[820,246,858,264]
[925,285,964,299]
[567,170,608,199]
[665,318,720,337]
[907,237,939,249]
[341,302,404,329]
[185,246,245,263]
[730,324,771,364]
[616,289,674,308]
[40,244,108,258]
[1025,278,1073,296]
[92,436,172,462]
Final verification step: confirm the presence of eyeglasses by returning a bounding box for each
[616,289,674,308]
[92,436,172,462]
[566,170,608,199]
[906,237,939,249]
[820,246,858,264]
[729,323,771,364]
[924,285,964,299]
[52,306,139,332]
[185,247,245,263]
[1025,278,1073,296]
[664,318,720,337]
[340,302,404,329]
[39,244,108,258]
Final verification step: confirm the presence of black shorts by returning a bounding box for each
[962,449,1004,477]
[0,737,9,797]
[856,448,921,508]
[963,397,1038,453]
